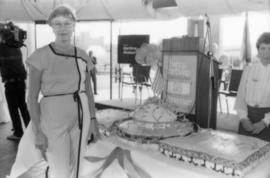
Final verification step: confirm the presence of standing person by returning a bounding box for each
[27,5,100,178]
[235,32,270,142]
[0,34,30,140]
[88,50,97,94]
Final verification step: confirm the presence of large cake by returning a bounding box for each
[130,103,177,123]
[159,129,270,177]
[95,108,270,177]
[111,102,194,144]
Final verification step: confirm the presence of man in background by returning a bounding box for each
[0,33,30,140]
[88,50,98,95]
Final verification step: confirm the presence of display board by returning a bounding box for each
[162,51,218,129]
[117,35,149,64]
[163,54,197,114]
[161,36,219,129]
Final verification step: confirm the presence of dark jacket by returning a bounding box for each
[0,45,27,82]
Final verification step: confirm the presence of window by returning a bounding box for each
[220,11,270,58]
[220,15,244,51]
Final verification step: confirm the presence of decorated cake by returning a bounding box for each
[95,108,270,177]
[129,103,177,123]
[159,129,270,177]
[111,102,194,144]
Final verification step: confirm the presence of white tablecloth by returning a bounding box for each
[8,133,270,178]
[7,109,270,178]
[81,136,270,178]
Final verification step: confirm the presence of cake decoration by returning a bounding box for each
[159,129,270,177]
[110,100,194,144]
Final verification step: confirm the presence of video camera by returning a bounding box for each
[0,21,27,48]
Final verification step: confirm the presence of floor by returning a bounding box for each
[0,84,240,177]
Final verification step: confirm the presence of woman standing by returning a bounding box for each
[27,5,99,178]
[235,32,270,142]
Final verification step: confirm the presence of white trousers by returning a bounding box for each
[40,93,90,178]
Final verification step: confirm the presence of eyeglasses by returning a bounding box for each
[51,21,74,29]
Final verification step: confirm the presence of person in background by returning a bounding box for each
[0,34,30,141]
[88,50,97,95]
[218,55,232,90]
[27,5,99,178]
[235,32,270,142]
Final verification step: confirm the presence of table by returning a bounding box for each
[8,109,270,178]
[80,136,270,178]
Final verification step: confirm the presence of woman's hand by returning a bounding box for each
[88,118,101,144]
[240,119,254,132]
[252,121,266,134]
[35,130,48,161]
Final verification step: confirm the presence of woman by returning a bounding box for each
[235,32,270,142]
[27,5,99,178]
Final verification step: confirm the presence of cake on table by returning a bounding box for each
[159,129,270,177]
[95,103,270,177]
[130,103,177,123]
[111,101,194,144]
[94,101,270,177]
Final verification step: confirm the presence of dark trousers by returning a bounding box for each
[4,81,30,137]
[90,69,97,94]
[238,105,270,142]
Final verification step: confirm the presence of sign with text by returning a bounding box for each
[118,35,149,64]
[163,54,197,114]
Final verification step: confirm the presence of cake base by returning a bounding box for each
[111,117,194,144]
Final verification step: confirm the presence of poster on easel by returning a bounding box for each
[117,35,149,64]
[163,53,197,114]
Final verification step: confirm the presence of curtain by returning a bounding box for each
[240,12,252,63]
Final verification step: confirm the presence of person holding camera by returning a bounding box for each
[0,33,30,140]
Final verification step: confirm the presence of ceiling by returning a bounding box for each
[0,0,269,21]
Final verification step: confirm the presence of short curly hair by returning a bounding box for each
[48,4,76,26]
[256,32,270,50]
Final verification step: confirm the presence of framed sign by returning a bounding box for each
[161,37,218,129]
[163,53,197,114]
[117,35,149,64]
